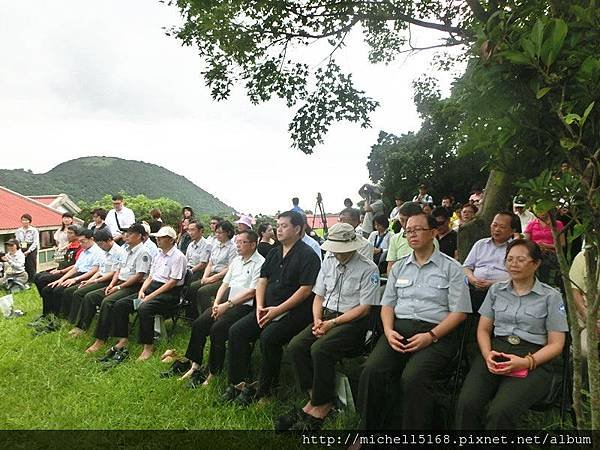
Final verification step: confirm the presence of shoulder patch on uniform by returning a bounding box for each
[370,273,380,286]
[142,255,149,262]
[558,303,566,315]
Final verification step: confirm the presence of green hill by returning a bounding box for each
[0,156,235,214]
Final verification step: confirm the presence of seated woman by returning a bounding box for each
[367,214,392,272]
[257,223,275,258]
[1,239,28,289]
[455,239,569,430]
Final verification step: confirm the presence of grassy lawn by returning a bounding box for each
[0,287,567,432]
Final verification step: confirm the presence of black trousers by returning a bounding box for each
[455,337,556,430]
[185,303,252,374]
[184,271,202,319]
[466,286,489,358]
[24,250,37,284]
[357,319,459,430]
[227,310,311,396]
[70,281,110,326]
[92,285,141,341]
[40,273,82,316]
[33,272,61,298]
[288,313,368,406]
[112,282,181,344]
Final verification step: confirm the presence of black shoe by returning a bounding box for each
[275,409,310,431]
[160,359,192,379]
[289,413,325,431]
[27,315,47,327]
[234,384,259,407]
[98,346,119,363]
[33,320,59,336]
[187,368,207,389]
[100,347,129,370]
[221,384,241,403]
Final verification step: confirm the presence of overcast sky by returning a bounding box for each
[0,1,462,215]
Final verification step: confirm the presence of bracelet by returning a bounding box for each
[526,353,536,370]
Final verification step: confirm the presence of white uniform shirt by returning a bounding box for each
[209,239,238,273]
[223,250,265,306]
[149,246,187,286]
[100,243,127,276]
[105,207,136,238]
[186,237,212,268]
[118,243,151,281]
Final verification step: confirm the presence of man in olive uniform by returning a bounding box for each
[85,223,151,354]
[357,212,472,430]
[281,223,380,430]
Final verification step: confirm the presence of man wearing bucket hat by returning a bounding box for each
[109,226,187,362]
[280,223,380,430]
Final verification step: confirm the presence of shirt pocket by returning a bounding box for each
[427,275,450,290]
[395,278,413,298]
[521,303,548,334]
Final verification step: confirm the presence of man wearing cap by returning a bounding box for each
[66,229,127,338]
[356,212,471,430]
[180,229,265,387]
[222,210,321,404]
[513,196,535,233]
[36,228,105,333]
[108,226,187,361]
[412,183,433,206]
[281,223,380,430]
[85,223,151,354]
[338,208,373,261]
[105,194,136,245]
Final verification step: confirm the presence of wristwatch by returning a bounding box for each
[332,318,339,327]
[116,285,121,291]
[428,330,439,343]
[227,300,235,309]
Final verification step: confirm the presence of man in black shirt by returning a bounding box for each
[433,207,457,259]
[222,210,321,405]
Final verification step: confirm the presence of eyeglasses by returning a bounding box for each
[505,257,533,265]
[403,227,433,236]
[237,240,252,245]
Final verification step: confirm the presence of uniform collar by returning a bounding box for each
[243,250,262,265]
[500,278,546,295]
[405,247,443,268]
[160,245,177,257]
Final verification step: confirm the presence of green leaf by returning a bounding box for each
[521,38,536,59]
[570,223,585,241]
[564,114,581,125]
[581,101,595,127]
[560,137,577,149]
[500,50,531,65]
[530,19,545,58]
[540,19,568,67]
[536,87,551,99]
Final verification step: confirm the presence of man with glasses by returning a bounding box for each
[357,212,471,429]
[432,206,457,259]
[105,194,136,245]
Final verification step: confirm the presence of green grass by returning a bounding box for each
[0,287,357,431]
[0,288,568,433]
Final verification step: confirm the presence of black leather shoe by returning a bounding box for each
[100,347,129,370]
[98,346,119,363]
[234,384,258,407]
[289,414,325,431]
[187,368,207,389]
[160,359,192,379]
[275,409,310,431]
[221,384,241,403]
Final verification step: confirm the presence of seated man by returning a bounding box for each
[183,220,212,318]
[282,223,380,430]
[35,228,104,333]
[109,226,187,361]
[180,229,264,387]
[85,223,151,354]
[1,239,28,289]
[67,229,127,337]
[357,213,471,430]
[338,208,373,261]
[222,211,321,404]
[141,222,159,260]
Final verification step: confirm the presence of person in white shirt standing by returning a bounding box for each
[104,194,135,246]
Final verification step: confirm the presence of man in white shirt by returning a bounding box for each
[104,194,136,245]
[512,195,535,233]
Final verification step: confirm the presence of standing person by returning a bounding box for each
[524,206,565,284]
[357,213,471,430]
[388,196,403,222]
[281,223,380,430]
[222,211,321,404]
[455,240,568,430]
[179,230,265,387]
[0,239,28,288]
[109,226,187,362]
[149,208,163,234]
[257,223,276,258]
[177,218,192,254]
[179,206,195,236]
[343,198,354,209]
[432,207,457,259]
[291,197,304,214]
[105,195,136,245]
[512,196,535,233]
[368,214,392,271]
[412,183,433,206]
[16,213,39,283]
[53,213,74,263]
[89,208,108,233]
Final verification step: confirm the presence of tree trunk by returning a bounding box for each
[457,169,514,262]
[584,247,599,431]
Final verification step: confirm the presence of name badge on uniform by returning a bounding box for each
[395,278,412,288]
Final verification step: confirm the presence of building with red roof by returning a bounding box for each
[27,194,81,215]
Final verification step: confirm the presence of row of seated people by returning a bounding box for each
[26,209,572,431]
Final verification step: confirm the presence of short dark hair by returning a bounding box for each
[344,198,353,207]
[62,212,74,218]
[257,222,270,238]
[278,210,305,229]
[67,225,81,234]
[339,207,361,224]
[217,220,235,239]
[182,206,194,216]
[188,220,204,231]
[292,197,299,206]
[112,194,124,202]
[150,208,161,219]
[432,206,452,220]
[94,229,113,242]
[127,223,146,236]
[495,211,519,232]
[408,212,438,230]
[210,216,223,223]
[21,213,32,222]
[373,214,389,229]
[398,201,423,217]
[240,229,259,244]
[505,238,543,263]
[462,203,478,214]
[442,195,454,202]
[77,228,95,239]
[92,208,108,220]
